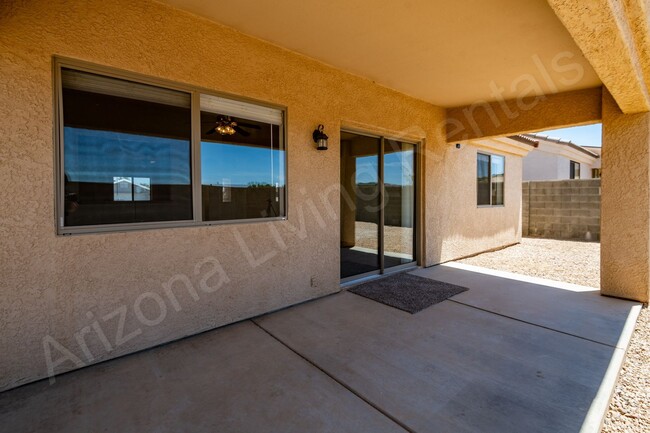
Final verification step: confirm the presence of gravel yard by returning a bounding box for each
[458,237,600,288]
[457,238,649,433]
[602,309,650,433]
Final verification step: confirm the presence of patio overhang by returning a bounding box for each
[446,87,602,142]
[547,0,650,114]
[159,0,602,107]
[160,0,649,119]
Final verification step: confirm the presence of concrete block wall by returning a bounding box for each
[522,179,601,241]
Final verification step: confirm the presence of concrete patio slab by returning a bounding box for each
[0,321,405,433]
[256,291,626,433]
[1,264,639,433]
[410,263,640,348]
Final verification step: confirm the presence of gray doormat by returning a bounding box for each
[348,272,469,314]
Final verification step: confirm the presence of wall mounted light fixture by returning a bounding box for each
[312,124,329,150]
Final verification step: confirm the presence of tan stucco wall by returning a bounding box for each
[601,90,650,302]
[0,0,522,391]
[547,0,650,113]
[427,144,523,263]
[446,87,602,142]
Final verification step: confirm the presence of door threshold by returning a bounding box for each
[340,264,419,289]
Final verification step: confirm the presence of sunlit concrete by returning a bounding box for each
[412,263,640,347]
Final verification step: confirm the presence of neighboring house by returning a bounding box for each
[522,133,601,181]
[582,145,603,178]
[1,0,649,393]
[113,176,151,202]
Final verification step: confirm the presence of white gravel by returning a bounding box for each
[602,310,650,433]
[458,238,600,288]
[457,238,649,433]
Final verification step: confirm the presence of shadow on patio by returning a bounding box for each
[0,263,640,433]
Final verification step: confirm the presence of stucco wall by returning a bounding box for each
[0,0,522,391]
[523,144,595,181]
[523,151,564,181]
[601,90,650,302]
[429,145,523,262]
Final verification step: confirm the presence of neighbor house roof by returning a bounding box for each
[507,135,540,148]
[522,133,600,158]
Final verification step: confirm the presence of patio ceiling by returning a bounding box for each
[159,0,601,107]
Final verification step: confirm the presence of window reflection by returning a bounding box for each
[383,140,415,267]
[477,153,491,205]
[477,153,505,206]
[200,110,285,221]
[62,68,192,226]
[112,176,152,202]
[59,67,287,232]
[134,177,151,201]
[491,155,505,206]
[340,132,381,278]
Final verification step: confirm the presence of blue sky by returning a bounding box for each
[537,123,602,147]
[65,128,191,184]
[356,150,415,185]
[202,142,284,186]
[64,128,285,187]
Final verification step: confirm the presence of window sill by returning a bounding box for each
[57,216,288,236]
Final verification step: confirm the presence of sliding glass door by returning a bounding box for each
[340,131,417,280]
[383,139,416,268]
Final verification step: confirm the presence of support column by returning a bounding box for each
[601,90,650,302]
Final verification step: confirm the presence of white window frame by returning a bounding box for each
[54,57,288,235]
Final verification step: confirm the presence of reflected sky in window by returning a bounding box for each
[491,155,505,176]
[201,141,285,187]
[356,150,414,185]
[64,127,191,184]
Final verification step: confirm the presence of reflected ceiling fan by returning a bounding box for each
[205,115,261,137]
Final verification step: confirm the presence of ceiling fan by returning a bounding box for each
[205,115,261,137]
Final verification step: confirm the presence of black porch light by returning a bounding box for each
[312,124,329,150]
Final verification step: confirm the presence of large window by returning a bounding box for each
[477,153,505,206]
[57,63,285,234]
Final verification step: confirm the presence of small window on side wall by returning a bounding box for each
[477,153,505,206]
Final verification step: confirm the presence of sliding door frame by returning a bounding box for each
[340,128,421,284]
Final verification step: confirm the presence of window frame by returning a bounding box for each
[53,57,288,235]
[570,160,580,179]
[476,151,506,208]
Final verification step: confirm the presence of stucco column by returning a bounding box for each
[340,143,356,248]
[601,90,650,303]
